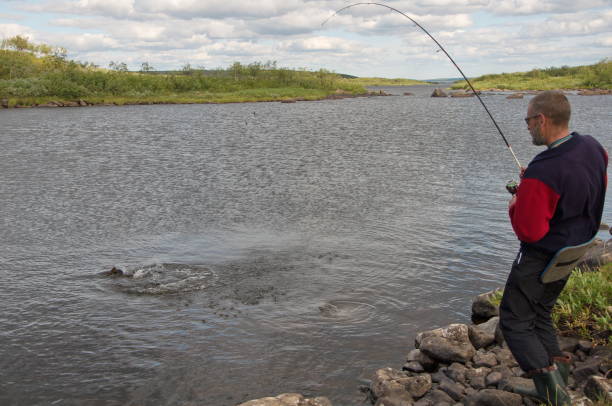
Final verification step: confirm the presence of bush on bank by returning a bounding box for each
[451,59,612,91]
[0,36,366,104]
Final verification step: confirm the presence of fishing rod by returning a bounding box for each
[322,2,523,171]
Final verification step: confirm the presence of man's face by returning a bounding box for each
[526,106,546,146]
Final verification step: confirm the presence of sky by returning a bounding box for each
[0,0,610,79]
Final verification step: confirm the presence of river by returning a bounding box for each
[1,85,610,406]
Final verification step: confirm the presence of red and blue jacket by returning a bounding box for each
[509,132,608,254]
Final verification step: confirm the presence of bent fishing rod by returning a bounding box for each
[323,2,523,171]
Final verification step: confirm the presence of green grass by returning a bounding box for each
[451,59,611,91]
[5,88,342,107]
[553,263,612,345]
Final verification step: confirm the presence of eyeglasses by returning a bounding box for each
[524,114,541,124]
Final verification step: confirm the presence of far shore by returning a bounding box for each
[2,86,610,110]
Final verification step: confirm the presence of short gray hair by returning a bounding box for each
[529,90,571,127]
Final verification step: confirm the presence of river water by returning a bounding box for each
[1,85,610,406]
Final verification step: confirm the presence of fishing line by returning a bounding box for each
[322,2,523,170]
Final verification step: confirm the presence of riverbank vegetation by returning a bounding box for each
[491,262,611,345]
[451,59,612,91]
[0,36,367,106]
[341,77,428,86]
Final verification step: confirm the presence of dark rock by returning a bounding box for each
[473,351,498,368]
[498,376,533,394]
[583,375,611,402]
[438,379,464,401]
[471,289,501,321]
[403,92,414,96]
[462,389,523,406]
[577,340,594,354]
[574,357,606,383]
[506,93,524,99]
[431,369,448,383]
[404,374,432,399]
[445,363,467,384]
[374,393,412,406]
[469,317,499,349]
[466,367,491,390]
[281,99,296,103]
[103,267,124,277]
[429,388,455,404]
[1,98,8,108]
[406,349,437,372]
[418,324,476,364]
[403,361,425,373]
[576,349,587,362]
[450,91,474,98]
[485,371,503,387]
[431,88,447,97]
[492,347,518,368]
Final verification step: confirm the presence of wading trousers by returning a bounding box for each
[499,247,568,372]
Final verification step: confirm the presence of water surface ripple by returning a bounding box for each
[1,85,610,406]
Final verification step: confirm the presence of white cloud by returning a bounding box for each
[487,0,610,15]
[0,23,35,39]
[527,10,612,37]
[280,36,359,53]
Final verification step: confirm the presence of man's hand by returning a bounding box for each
[508,194,517,209]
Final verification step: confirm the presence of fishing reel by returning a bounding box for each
[506,180,519,195]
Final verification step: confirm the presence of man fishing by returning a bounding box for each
[500,90,608,405]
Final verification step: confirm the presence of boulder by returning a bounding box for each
[473,351,498,368]
[1,98,8,108]
[78,99,88,106]
[431,88,447,97]
[574,357,606,383]
[462,389,523,406]
[583,375,611,402]
[371,368,413,400]
[406,349,437,372]
[471,290,501,321]
[450,91,474,98]
[237,393,332,406]
[438,379,465,401]
[485,371,503,387]
[465,367,491,390]
[445,362,467,384]
[374,394,412,406]
[469,317,499,349]
[418,324,476,364]
[404,374,432,399]
[492,347,518,368]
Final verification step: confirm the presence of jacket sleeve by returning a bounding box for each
[509,177,560,243]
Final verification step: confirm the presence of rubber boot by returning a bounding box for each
[532,368,571,406]
[552,353,572,386]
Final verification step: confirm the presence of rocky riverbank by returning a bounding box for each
[238,238,611,406]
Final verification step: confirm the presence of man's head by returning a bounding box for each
[525,91,571,146]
